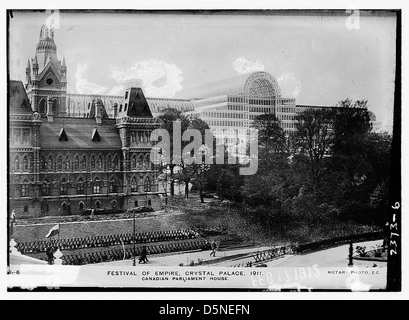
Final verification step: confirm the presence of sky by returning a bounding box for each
[8,10,397,130]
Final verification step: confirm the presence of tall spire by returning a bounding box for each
[40,25,54,40]
[36,25,57,53]
[26,59,31,69]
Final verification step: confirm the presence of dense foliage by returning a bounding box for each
[160,100,392,230]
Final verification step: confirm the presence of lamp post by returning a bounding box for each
[133,208,136,266]
[348,241,354,267]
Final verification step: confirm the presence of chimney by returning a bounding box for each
[95,99,102,124]
[113,103,118,118]
[46,97,53,122]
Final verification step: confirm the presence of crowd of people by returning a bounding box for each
[61,239,208,265]
[16,229,200,254]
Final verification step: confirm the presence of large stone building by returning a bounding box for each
[9,25,171,218]
[9,78,163,218]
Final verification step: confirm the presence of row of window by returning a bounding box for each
[13,155,31,172]
[277,107,296,113]
[130,131,151,144]
[213,128,246,135]
[248,98,273,105]
[202,111,247,120]
[281,122,296,129]
[215,137,241,145]
[36,198,151,215]
[18,176,153,197]
[226,105,246,111]
[249,106,273,113]
[194,96,228,108]
[12,153,154,173]
[278,99,295,106]
[228,96,244,103]
[207,120,245,128]
[279,114,295,121]
[10,128,31,146]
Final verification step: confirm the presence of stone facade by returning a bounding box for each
[9,81,162,218]
[8,25,167,218]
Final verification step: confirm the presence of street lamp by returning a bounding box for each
[348,241,354,267]
[133,208,136,266]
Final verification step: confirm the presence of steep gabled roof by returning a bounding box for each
[9,80,33,114]
[117,87,153,118]
[38,60,61,81]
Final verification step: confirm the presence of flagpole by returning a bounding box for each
[58,222,61,249]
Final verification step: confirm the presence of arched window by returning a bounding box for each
[137,154,143,169]
[14,156,20,171]
[64,156,70,171]
[147,199,152,206]
[77,178,84,194]
[24,205,28,213]
[40,155,46,171]
[131,177,138,192]
[144,154,150,169]
[95,201,101,209]
[144,177,151,192]
[60,178,68,195]
[131,154,137,170]
[22,155,29,171]
[52,99,58,115]
[22,129,30,145]
[74,155,80,171]
[42,180,50,196]
[61,202,68,215]
[48,155,53,171]
[113,155,119,171]
[111,200,117,209]
[81,155,87,171]
[57,155,63,171]
[134,200,138,207]
[38,98,46,114]
[109,178,117,193]
[79,202,84,211]
[97,155,103,170]
[93,178,100,194]
[21,180,29,197]
[45,203,49,213]
[106,155,112,170]
[90,155,96,170]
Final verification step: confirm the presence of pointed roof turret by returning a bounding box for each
[40,25,54,40]
[26,59,31,70]
[62,57,66,67]
[117,86,153,118]
[33,54,38,66]
[36,25,57,53]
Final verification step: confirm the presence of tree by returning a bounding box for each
[241,113,291,223]
[158,109,190,196]
[252,113,286,155]
[293,108,335,191]
[331,99,373,186]
[178,116,211,199]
